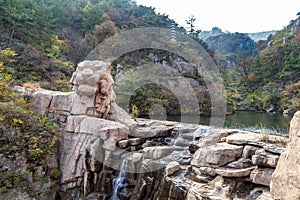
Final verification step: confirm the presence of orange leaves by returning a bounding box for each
[247,73,255,80]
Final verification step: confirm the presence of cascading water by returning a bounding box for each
[111,157,129,200]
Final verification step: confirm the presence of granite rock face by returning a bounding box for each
[31,60,295,200]
[70,60,115,118]
[271,111,300,199]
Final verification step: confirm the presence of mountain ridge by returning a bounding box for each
[199,27,277,42]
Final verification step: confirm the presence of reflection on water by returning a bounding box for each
[148,111,292,135]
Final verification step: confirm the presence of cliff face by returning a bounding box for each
[199,27,276,43]
[288,16,300,35]
[31,60,296,200]
[111,49,213,116]
[270,111,300,199]
[205,33,257,55]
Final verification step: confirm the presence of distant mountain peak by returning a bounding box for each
[198,27,277,42]
[204,32,256,55]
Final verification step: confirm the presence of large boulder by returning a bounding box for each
[191,142,243,167]
[270,111,300,199]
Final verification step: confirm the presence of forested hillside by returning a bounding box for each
[0,0,183,91]
[0,0,299,116]
[222,18,300,114]
[1,0,215,118]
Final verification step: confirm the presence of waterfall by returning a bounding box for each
[111,157,129,200]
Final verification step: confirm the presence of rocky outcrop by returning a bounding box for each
[288,16,300,35]
[32,60,293,200]
[70,60,115,118]
[187,129,286,199]
[205,32,257,55]
[270,111,300,199]
[32,61,132,199]
[111,48,222,116]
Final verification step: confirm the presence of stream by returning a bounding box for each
[111,157,129,200]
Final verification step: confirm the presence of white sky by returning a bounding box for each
[135,0,300,33]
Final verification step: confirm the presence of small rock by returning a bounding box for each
[199,167,217,177]
[226,158,253,169]
[12,85,26,95]
[142,146,174,159]
[128,138,146,146]
[174,138,189,147]
[165,161,180,176]
[249,187,272,200]
[252,154,279,168]
[250,168,274,186]
[283,109,290,115]
[266,104,276,113]
[117,140,129,149]
[255,149,266,155]
[187,176,237,199]
[189,141,200,153]
[215,167,255,177]
[242,145,259,159]
[226,132,260,145]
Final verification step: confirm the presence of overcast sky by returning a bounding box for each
[135,0,300,33]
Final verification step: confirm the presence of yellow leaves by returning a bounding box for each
[12,118,23,126]
[0,116,5,121]
[0,72,13,99]
[53,35,67,45]
[29,147,44,161]
[0,110,24,127]
[292,81,300,88]
[0,48,15,101]
[14,98,26,106]
[4,73,11,81]
[231,92,242,100]
[130,104,139,118]
[1,48,17,57]
[0,48,17,63]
